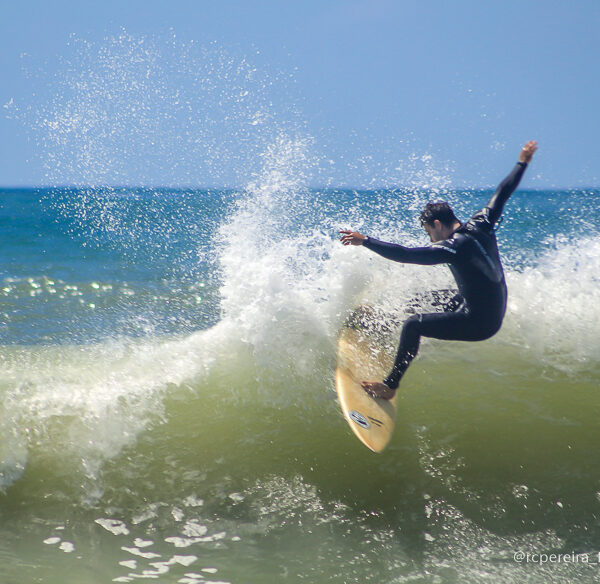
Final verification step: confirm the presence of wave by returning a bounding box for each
[2,137,598,503]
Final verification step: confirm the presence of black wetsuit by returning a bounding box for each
[363,161,528,389]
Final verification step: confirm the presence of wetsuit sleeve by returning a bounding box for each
[483,162,528,226]
[363,237,457,265]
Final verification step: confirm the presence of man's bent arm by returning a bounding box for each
[484,162,527,226]
[363,237,456,265]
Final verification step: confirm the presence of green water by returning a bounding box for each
[2,332,600,583]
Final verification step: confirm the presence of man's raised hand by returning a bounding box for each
[519,140,538,164]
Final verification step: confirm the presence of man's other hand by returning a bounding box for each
[339,230,367,246]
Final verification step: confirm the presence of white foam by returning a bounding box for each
[95,518,130,536]
[121,546,161,559]
[505,236,600,370]
[0,323,233,492]
[59,541,75,553]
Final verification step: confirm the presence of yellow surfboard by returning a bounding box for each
[335,307,399,453]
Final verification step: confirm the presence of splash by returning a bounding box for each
[506,235,600,371]
[7,30,308,279]
[13,30,299,188]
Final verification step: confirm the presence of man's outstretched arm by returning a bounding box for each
[339,231,456,265]
[485,140,538,225]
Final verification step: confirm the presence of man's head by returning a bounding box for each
[420,202,461,242]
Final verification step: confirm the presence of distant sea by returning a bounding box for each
[1,183,599,583]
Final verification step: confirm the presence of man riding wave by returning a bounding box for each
[340,140,538,399]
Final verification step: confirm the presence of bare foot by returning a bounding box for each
[361,381,396,400]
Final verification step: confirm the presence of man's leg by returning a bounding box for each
[383,307,485,390]
[382,314,424,390]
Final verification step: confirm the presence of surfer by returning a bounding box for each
[340,140,538,400]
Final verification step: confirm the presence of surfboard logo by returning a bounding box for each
[367,415,383,428]
[348,410,370,429]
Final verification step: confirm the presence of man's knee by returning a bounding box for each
[403,314,421,333]
[400,314,422,345]
[476,320,503,341]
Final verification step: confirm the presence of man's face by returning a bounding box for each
[424,221,445,243]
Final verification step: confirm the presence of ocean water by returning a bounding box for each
[3,28,600,584]
[1,178,600,584]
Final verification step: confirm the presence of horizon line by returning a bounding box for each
[1,184,599,192]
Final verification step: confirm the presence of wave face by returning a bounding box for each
[2,177,600,583]
[4,30,600,584]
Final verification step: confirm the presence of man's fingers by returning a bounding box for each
[525,140,538,151]
[340,232,359,246]
[521,141,538,163]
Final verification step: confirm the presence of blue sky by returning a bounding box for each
[1,1,598,188]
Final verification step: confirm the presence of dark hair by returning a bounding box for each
[419,201,459,227]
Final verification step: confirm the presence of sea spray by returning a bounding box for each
[506,235,600,371]
[11,30,300,188]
